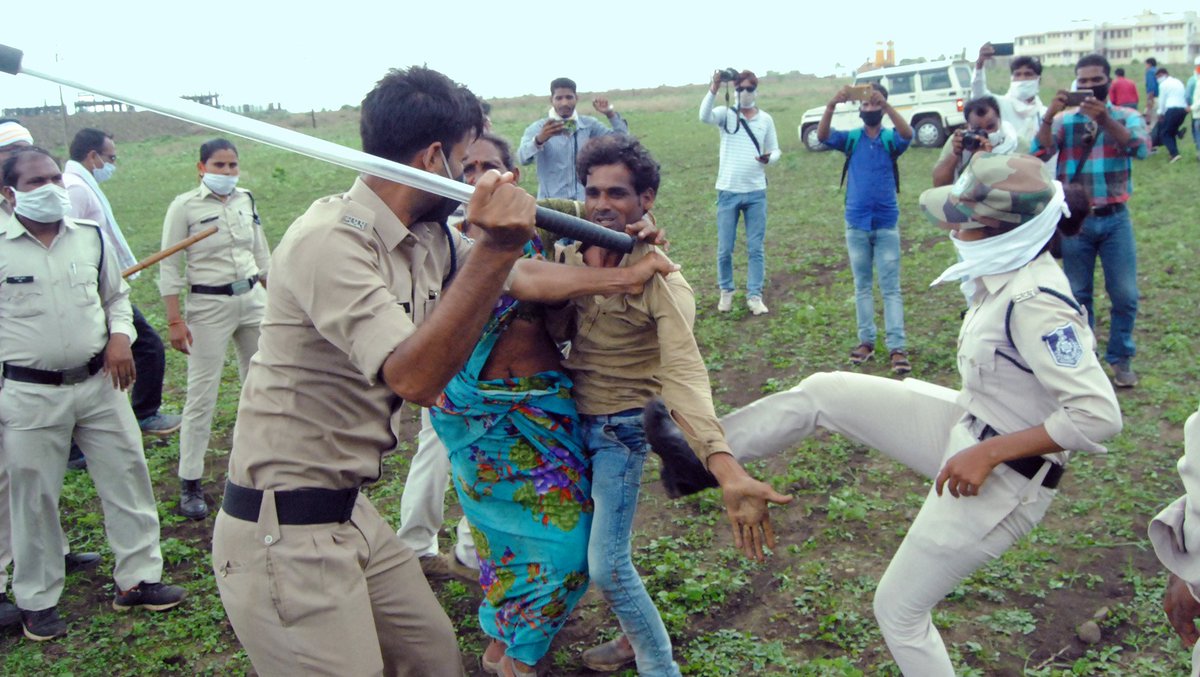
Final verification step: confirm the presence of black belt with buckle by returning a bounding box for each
[192,274,259,296]
[1090,203,1125,218]
[978,423,1064,489]
[2,352,105,386]
[220,481,359,525]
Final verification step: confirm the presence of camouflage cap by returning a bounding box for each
[919,152,1055,230]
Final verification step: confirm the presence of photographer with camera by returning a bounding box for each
[817,83,913,375]
[974,43,1047,146]
[699,68,780,316]
[933,96,1023,187]
[518,77,628,200]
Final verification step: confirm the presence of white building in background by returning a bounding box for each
[1015,10,1199,67]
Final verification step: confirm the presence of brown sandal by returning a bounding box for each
[849,342,875,365]
[890,350,912,376]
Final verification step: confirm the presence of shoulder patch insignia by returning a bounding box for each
[1042,324,1083,367]
[341,215,369,230]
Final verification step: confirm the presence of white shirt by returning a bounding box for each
[1157,76,1187,114]
[698,91,780,193]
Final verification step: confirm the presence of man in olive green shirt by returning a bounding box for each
[552,134,792,673]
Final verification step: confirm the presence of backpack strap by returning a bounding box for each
[882,129,901,193]
[839,128,863,189]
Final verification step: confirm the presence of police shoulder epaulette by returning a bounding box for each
[1011,288,1040,304]
[70,217,101,230]
[320,197,373,233]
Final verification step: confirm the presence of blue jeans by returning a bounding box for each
[716,189,767,297]
[1060,206,1139,364]
[582,412,681,677]
[845,225,905,351]
[1192,117,1200,154]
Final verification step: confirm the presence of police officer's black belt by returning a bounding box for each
[221,480,358,524]
[192,274,259,296]
[979,424,1064,489]
[2,352,105,386]
[1090,203,1125,217]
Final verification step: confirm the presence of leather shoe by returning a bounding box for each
[643,397,718,499]
[20,606,67,641]
[65,551,101,574]
[179,479,209,520]
[0,593,19,628]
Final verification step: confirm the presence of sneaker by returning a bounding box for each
[849,342,875,365]
[65,551,101,574]
[67,442,87,471]
[746,295,769,315]
[717,290,734,312]
[20,607,67,641]
[1170,154,1182,164]
[643,398,718,499]
[582,635,636,672]
[0,594,19,628]
[178,479,209,520]
[419,553,478,584]
[113,581,186,612]
[138,413,182,437]
[890,350,913,376]
[1112,360,1138,388]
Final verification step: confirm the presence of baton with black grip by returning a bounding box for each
[0,44,633,253]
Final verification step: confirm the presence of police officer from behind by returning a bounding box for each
[0,148,185,642]
[211,66,676,676]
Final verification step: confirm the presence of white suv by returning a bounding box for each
[799,60,974,150]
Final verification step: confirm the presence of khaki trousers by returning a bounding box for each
[0,373,164,610]
[213,492,463,676]
[178,288,264,480]
[396,408,476,566]
[0,434,10,593]
[723,372,1056,677]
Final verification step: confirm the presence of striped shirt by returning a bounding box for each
[699,91,780,193]
[1031,104,1149,207]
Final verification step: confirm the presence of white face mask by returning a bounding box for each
[92,161,116,183]
[1007,78,1040,102]
[12,183,72,223]
[202,172,239,195]
[738,90,757,109]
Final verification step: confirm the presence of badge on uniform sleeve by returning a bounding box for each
[1042,324,1083,367]
[341,215,369,230]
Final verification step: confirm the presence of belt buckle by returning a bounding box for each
[230,279,252,295]
[61,365,90,385]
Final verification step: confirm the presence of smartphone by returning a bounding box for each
[848,84,873,102]
[991,42,1015,56]
[1065,90,1093,106]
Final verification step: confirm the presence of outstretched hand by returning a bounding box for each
[622,250,679,295]
[720,473,793,562]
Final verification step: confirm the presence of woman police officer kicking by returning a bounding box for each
[648,153,1122,675]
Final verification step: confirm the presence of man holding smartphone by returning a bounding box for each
[517,77,628,200]
[1033,53,1149,388]
[974,42,1046,145]
[699,69,780,315]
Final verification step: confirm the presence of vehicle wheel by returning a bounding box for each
[801,124,826,152]
[913,117,945,147]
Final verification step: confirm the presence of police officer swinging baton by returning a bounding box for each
[0,44,635,254]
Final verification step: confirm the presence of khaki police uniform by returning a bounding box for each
[716,253,1120,676]
[0,214,164,611]
[159,184,270,481]
[211,178,468,676]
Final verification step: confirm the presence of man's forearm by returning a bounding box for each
[382,248,522,405]
[816,105,835,141]
[887,104,913,139]
[1034,118,1055,161]
[1102,115,1133,147]
[931,154,958,187]
[508,258,635,302]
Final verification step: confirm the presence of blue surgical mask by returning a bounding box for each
[202,172,239,195]
[92,162,116,183]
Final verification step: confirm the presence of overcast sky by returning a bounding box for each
[1,2,1194,113]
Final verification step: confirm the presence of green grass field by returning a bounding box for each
[3,64,1199,675]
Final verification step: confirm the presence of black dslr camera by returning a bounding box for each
[961,130,988,152]
[718,68,740,82]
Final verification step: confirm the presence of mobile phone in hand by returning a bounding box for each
[991,42,1015,56]
[1065,90,1093,106]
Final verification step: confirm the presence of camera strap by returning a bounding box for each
[1068,121,1100,186]
[720,84,764,156]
